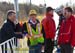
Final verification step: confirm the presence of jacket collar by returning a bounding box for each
[30,19,37,24]
[28,19,39,25]
[46,13,53,19]
[66,15,73,21]
[7,19,15,27]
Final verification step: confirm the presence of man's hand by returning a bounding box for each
[26,34,31,39]
[57,45,60,48]
[71,45,74,48]
[34,34,43,38]
[52,39,54,41]
[37,34,43,37]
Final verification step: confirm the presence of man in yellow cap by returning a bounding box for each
[22,10,44,53]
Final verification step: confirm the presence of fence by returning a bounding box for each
[0,37,29,53]
[0,37,17,53]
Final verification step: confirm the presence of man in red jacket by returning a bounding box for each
[42,7,56,53]
[58,7,75,53]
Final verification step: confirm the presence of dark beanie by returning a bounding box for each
[46,7,54,13]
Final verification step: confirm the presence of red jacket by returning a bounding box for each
[42,13,56,39]
[58,15,75,46]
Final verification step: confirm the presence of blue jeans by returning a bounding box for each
[56,48,61,53]
[29,44,42,53]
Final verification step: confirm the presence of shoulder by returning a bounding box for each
[1,22,11,30]
[41,18,47,23]
[36,19,40,23]
[69,15,75,23]
[23,22,27,27]
[3,22,11,27]
[72,15,75,21]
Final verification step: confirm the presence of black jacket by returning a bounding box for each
[0,19,23,43]
[16,23,23,32]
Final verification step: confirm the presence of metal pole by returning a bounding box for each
[14,0,19,19]
[30,0,31,10]
[70,0,71,5]
[44,0,46,14]
[70,0,72,7]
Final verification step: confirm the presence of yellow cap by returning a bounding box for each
[29,10,37,15]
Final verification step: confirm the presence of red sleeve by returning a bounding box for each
[71,19,75,47]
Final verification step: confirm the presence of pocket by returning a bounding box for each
[63,35,71,43]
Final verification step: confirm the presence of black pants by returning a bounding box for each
[60,44,73,53]
[44,39,54,53]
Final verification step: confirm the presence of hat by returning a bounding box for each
[7,10,16,17]
[46,7,54,12]
[29,10,37,15]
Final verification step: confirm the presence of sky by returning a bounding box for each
[0,0,75,8]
